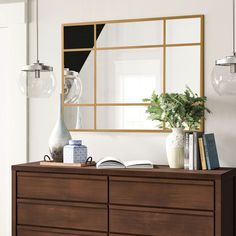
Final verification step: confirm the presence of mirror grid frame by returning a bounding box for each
[62,15,204,132]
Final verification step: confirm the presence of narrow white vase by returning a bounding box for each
[49,94,72,162]
[166,128,185,168]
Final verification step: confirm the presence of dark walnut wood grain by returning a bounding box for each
[17,226,107,236]
[110,205,214,236]
[110,176,214,210]
[17,172,107,203]
[12,170,17,236]
[12,162,236,236]
[17,199,107,232]
[12,162,233,180]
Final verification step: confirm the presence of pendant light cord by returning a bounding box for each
[233,0,235,54]
[36,0,39,62]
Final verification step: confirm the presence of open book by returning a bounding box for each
[96,157,154,169]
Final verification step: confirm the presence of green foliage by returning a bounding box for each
[143,86,211,130]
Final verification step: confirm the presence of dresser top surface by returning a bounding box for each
[12,162,236,180]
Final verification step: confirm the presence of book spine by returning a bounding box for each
[193,132,202,170]
[203,135,212,170]
[184,133,189,170]
[203,136,212,170]
[203,134,220,170]
[189,134,194,170]
[198,137,207,170]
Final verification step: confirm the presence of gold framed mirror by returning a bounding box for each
[62,15,204,132]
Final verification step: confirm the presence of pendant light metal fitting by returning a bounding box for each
[215,0,236,73]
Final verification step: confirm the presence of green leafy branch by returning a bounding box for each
[143,86,211,130]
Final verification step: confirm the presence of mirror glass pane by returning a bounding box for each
[64,25,94,49]
[97,48,163,103]
[64,51,94,104]
[96,106,161,129]
[166,46,200,94]
[96,20,163,47]
[64,106,94,129]
[166,18,201,44]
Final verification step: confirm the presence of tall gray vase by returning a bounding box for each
[49,94,71,162]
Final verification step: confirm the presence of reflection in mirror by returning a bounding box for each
[96,20,163,47]
[64,68,82,104]
[166,46,200,94]
[166,18,201,44]
[64,25,94,49]
[97,48,163,103]
[64,106,94,129]
[97,106,161,130]
[62,16,203,132]
[64,51,94,104]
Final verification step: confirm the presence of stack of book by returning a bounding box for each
[184,132,220,170]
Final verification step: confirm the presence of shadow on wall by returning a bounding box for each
[206,96,236,166]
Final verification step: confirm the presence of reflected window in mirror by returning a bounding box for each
[96,47,163,104]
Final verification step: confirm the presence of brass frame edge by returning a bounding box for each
[62,14,204,27]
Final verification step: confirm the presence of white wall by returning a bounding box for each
[0,2,27,236]
[29,0,236,166]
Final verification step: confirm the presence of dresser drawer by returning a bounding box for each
[17,226,107,236]
[110,177,214,210]
[110,205,214,236]
[17,172,107,203]
[17,200,107,232]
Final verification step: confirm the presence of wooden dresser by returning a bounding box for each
[12,162,236,236]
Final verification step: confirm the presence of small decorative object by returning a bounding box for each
[49,93,71,162]
[165,128,185,168]
[143,86,211,168]
[63,140,87,163]
[40,155,95,167]
[212,0,236,95]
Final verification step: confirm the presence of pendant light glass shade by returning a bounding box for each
[212,0,236,95]
[211,56,236,95]
[19,0,55,98]
[19,62,56,98]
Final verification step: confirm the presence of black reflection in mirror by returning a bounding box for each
[64,51,92,73]
[64,25,94,49]
[96,24,105,42]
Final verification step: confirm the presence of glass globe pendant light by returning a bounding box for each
[18,0,55,98]
[212,0,236,95]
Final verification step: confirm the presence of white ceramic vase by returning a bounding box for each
[49,94,72,162]
[166,128,185,168]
